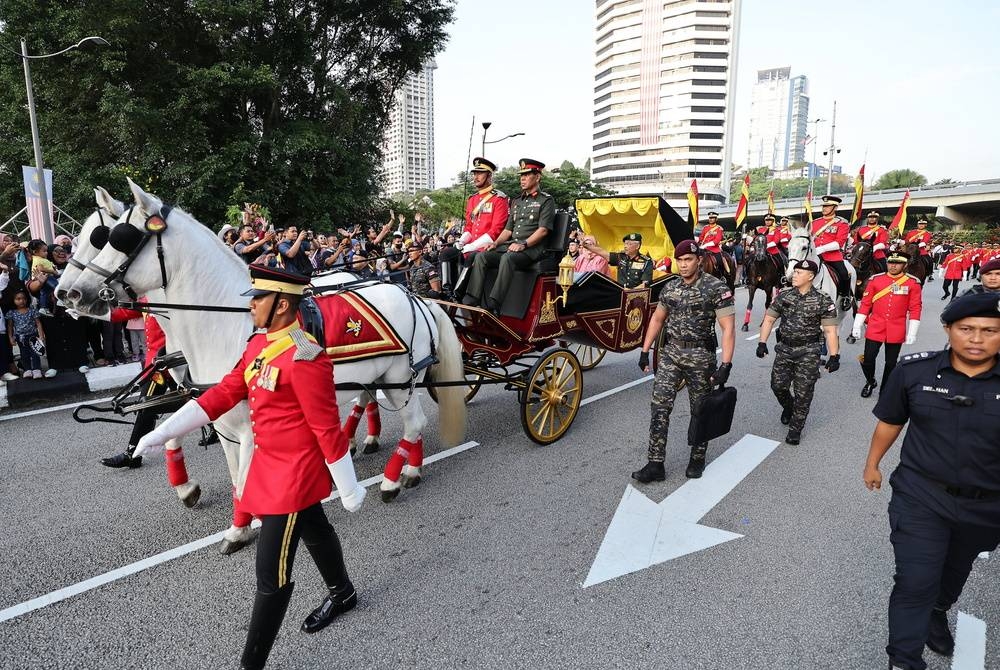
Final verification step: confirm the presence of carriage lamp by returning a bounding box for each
[544,253,577,310]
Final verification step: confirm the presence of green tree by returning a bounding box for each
[872,169,928,190]
[0,0,454,229]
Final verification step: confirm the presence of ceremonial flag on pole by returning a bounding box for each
[686,179,699,229]
[891,189,911,235]
[767,188,775,215]
[734,173,750,229]
[804,189,813,224]
[22,166,54,241]
[850,164,865,224]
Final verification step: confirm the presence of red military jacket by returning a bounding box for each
[776,225,791,250]
[196,322,347,516]
[698,223,724,252]
[903,229,932,255]
[854,224,890,259]
[811,216,849,262]
[765,227,784,255]
[858,272,922,344]
[942,252,965,280]
[464,187,509,249]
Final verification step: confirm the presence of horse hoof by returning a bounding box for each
[380,488,400,503]
[740,324,749,332]
[219,528,258,555]
[402,475,422,489]
[362,439,380,455]
[401,465,421,489]
[176,481,201,508]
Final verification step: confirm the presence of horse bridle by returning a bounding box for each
[85,204,172,302]
[66,206,113,272]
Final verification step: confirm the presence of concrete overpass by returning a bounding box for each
[706,178,1000,230]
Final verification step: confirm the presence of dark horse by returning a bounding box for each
[848,239,878,303]
[740,232,782,332]
[902,241,930,286]
[701,249,737,292]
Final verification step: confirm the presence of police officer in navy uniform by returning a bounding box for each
[864,292,1000,670]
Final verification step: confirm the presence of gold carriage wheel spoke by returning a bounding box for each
[547,402,556,436]
[556,366,578,393]
[553,356,571,388]
[532,402,552,430]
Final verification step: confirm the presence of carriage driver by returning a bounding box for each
[812,195,853,311]
[462,158,554,314]
[582,232,653,288]
[131,264,366,670]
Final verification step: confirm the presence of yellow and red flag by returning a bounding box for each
[850,164,865,223]
[891,189,911,235]
[767,188,775,215]
[804,189,813,224]
[734,173,750,228]
[687,179,699,228]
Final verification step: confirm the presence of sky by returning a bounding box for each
[432,0,1000,189]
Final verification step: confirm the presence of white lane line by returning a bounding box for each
[0,396,115,423]
[0,440,480,624]
[952,611,987,670]
[745,333,760,341]
[582,376,652,406]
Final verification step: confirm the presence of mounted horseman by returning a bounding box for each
[902,216,934,285]
[697,211,736,291]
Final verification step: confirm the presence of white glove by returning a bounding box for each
[461,233,494,254]
[918,242,926,248]
[873,243,886,251]
[815,241,840,255]
[134,399,211,458]
[457,231,471,246]
[328,452,366,512]
[905,320,920,345]
[851,314,866,341]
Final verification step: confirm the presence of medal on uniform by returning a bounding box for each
[258,364,279,391]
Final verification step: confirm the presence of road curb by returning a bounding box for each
[0,362,141,410]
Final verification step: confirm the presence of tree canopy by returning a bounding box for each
[872,169,928,191]
[0,0,454,229]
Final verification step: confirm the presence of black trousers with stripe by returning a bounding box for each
[256,503,351,594]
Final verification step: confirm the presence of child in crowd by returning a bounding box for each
[125,313,146,362]
[6,289,46,379]
[28,239,60,316]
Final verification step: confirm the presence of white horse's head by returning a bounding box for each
[69,178,243,316]
[784,220,816,281]
[56,186,125,306]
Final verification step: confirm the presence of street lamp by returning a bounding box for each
[484,132,525,147]
[7,36,110,244]
[481,121,492,155]
[808,117,826,197]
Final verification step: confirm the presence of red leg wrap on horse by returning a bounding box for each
[743,308,751,325]
[232,488,252,528]
[343,404,363,437]
[165,447,189,487]
[384,440,415,483]
[366,402,381,436]
[407,436,424,468]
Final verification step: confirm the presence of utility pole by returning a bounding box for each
[826,101,838,195]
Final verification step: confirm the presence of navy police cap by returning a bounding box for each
[940,292,1000,325]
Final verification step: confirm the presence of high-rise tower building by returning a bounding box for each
[381,60,436,196]
[590,0,742,210]
[747,67,809,170]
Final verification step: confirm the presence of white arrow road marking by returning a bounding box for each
[952,612,987,670]
[583,433,780,588]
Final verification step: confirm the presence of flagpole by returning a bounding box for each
[460,115,475,220]
[21,39,53,245]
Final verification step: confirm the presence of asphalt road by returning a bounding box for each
[0,275,996,670]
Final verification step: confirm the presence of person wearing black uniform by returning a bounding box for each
[582,232,654,288]
[864,291,1000,670]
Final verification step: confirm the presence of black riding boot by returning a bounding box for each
[301,530,356,634]
[101,446,142,469]
[240,583,294,670]
[685,443,708,479]
[631,460,666,483]
[301,583,357,634]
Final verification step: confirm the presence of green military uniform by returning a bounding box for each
[765,286,837,434]
[408,259,440,298]
[648,271,734,464]
[609,232,653,288]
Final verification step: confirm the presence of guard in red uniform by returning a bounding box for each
[134,265,366,670]
[445,157,509,297]
[903,216,934,281]
[764,213,787,273]
[852,251,922,397]
[854,211,890,275]
[941,246,966,301]
[811,195,853,310]
[698,211,725,269]
[776,217,792,252]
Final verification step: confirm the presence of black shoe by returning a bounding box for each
[861,380,877,398]
[101,451,142,469]
[301,588,357,634]
[461,295,479,307]
[685,444,707,478]
[198,425,220,447]
[241,583,294,670]
[926,608,954,656]
[941,294,948,300]
[785,430,801,445]
[631,461,665,483]
[838,295,853,311]
[780,405,793,426]
[484,299,502,317]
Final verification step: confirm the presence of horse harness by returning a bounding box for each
[85,204,172,301]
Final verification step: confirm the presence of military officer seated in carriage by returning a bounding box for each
[581,231,654,289]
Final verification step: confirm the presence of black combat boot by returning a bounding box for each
[861,379,877,398]
[101,447,142,469]
[926,608,955,656]
[685,443,708,478]
[240,582,294,670]
[631,461,665,483]
[301,583,357,634]
[785,430,801,445]
[780,403,793,426]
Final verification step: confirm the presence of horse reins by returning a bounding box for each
[87,204,171,302]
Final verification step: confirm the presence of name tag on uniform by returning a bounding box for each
[258,365,279,392]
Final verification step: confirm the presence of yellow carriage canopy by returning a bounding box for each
[575,196,693,264]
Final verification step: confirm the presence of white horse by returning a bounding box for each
[67,179,466,504]
[785,219,857,325]
[56,187,202,509]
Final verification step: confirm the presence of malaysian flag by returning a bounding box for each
[22,166,54,241]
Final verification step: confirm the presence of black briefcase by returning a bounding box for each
[687,383,738,444]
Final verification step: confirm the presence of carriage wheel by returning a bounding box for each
[520,348,583,445]
[426,371,484,404]
[569,344,606,371]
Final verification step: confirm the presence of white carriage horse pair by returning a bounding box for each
[61,179,467,553]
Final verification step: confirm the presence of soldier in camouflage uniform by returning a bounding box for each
[635,240,736,482]
[405,243,443,299]
[755,259,841,444]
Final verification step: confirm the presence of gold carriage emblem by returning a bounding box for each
[626,307,643,333]
[346,317,363,337]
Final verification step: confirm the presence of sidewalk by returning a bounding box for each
[0,362,142,410]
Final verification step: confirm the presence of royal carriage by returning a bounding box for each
[431,195,692,445]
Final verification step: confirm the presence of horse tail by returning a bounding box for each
[427,302,467,447]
